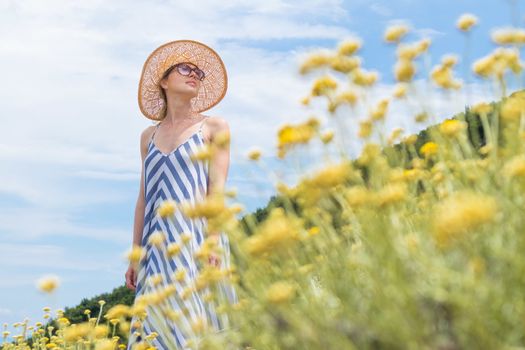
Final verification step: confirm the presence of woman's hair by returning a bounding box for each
[156,66,176,121]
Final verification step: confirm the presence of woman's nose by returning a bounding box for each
[188,70,199,80]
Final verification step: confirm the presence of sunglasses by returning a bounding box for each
[166,62,206,81]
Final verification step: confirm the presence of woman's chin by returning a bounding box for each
[172,88,199,98]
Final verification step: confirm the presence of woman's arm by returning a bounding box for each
[207,116,231,197]
[205,117,231,245]
[126,126,153,290]
[132,127,153,247]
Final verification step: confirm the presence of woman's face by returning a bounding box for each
[160,62,203,99]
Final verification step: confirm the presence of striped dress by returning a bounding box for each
[127,116,238,350]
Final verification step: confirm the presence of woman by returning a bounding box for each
[125,40,238,350]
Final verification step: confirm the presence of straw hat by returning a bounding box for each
[138,39,228,121]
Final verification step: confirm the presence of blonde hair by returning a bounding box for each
[157,67,173,121]
[157,86,168,121]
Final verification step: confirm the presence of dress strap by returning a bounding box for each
[150,123,160,143]
[198,117,207,132]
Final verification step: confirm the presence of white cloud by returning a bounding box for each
[0,206,130,243]
[414,27,446,39]
[0,307,12,316]
[0,242,117,272]
[369,3,392,17]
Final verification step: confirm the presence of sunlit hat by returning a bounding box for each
[138,39,228,121]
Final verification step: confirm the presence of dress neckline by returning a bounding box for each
[149,117,207,157]
[150,129,203,157]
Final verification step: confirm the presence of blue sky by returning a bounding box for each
[0,0,519,335]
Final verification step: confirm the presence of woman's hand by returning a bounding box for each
[208,250,221,267]
[125,263,137,291]
[208,233,221,267]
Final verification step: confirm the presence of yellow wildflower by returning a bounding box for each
[384,24,410,43]
[472,102,493,115]
[156,199,176,218]
[147,230,165,248]
[300,95,311,105]
[420,142,438,158]
[299,52,333,75]
[191,143,214,161]
[501,96,525,121]
[57,317,70,327]
[431,56,462,89]
[442,54,458,67]
[358,119,373,138]
[403,134,418,145]
[352,68,379,86]
[439,119,467,137]
[337,38,361,56]
[491,28,525,46]
[397,41,419,58]
[63,322,92,342]
[334,89,359,107]
[93,325,109,339]
[394,58,416,83]
[174,268,186,282]
[195,266,226,290]
[306,116,321,129]
[417,38,431,53]
[212,130,230,148]
[105,304,130,320]
[190,317,207,333]
[243,208,303,256]
[166,242,181,257]
[277,123,315,148]
[148,273,163,287]
[180,232,192,244]
[36,275,60,294]
[306,161,353,188]
[403,168,422,182]
[182,193,224,219]
[456,13,478,32]
[370,98,390,121]
[266,280,297,304]
[344,186,371,207]
[357,143,381,166]
[432,192,498,247]
[247,148,262,161]
[374,183,407,207]
[392,83,408,98]
[311,75,338,96]
[503,155,525,178]
[473,47,522,78]
[126,245,145,264]
[472,54,496,78]
[320,130,334,144]
[387,127,404,145]
[330,55,360,74]
[307,226,320,236]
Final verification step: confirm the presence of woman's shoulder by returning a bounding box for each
[140,123,158,140]
[202,115,229,130]
[139,123,159,154]
[201,115,230,143]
